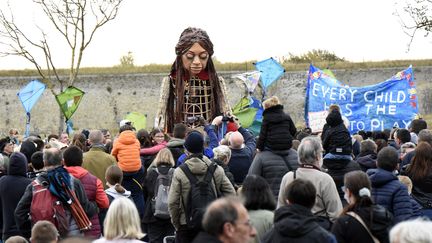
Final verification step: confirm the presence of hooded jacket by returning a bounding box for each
[321,110,352,155]
[0,152,32,241]
[168,155,236,230]
[355,153,378,172]
[111,131,141,172]
[262,204,336,243]
[257,104,297,151]
[331,206,393,243]
[367,168,415,223]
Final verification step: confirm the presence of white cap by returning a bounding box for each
[120,119,131,127]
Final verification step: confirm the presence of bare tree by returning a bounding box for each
[0,0,123,92]
[395,0,432,50]
[0,0,122,132]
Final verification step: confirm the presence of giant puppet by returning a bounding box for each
[155,27,230,133]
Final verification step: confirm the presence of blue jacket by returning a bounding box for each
[367,168,415,224]
[228,127,256,184]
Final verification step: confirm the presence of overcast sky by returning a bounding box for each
[0,0,431,70]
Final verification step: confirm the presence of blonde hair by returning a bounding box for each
[262,96,280,110]
[153,148,175,167]
[329,104,341,113]
[398,175,413,194]
[104,197,145,240]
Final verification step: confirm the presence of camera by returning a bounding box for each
[186,116,202,124]
[222,115,234,122]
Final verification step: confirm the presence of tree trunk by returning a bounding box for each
[58,82,65,134]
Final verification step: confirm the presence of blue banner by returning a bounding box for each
[305,65,418,134]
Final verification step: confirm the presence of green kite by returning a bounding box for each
[55,86,85,121]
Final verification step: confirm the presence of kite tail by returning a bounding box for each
[25,112,31,138]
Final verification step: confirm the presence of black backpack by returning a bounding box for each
[180,162,218,230]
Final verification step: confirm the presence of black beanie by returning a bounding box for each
[63,145,83,167]
[8,152,28,176]
[184,131,204,154]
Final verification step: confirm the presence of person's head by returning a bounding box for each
[184,130,204,154]
[213,145,232,165]
[375,138,388,153]
[241,175,276,211]
[328,104,341,113]
[173,123,188,139]
[0,137,14,155]
[47,134,59,143]
[389,218,432,243]
[150,128,168,145]
[103,197,144,240]
[20,140,38,163]
[136,129,152,148]
[153,148,175,167]
[5,236,28,243]
[406,142,432,181]
[377,146,399,172]
[229,131,244,149]
[297,136,323,167]
[342,170,373,208]
[30,220,58,243]
[418,129,432,146]
[59,132,69,145]
[262,96,280,110]
[43,148,63,168]
[400,142,416,154]
[31,151,44,171]
[283,178,316,209]
[353,134,364,143]
[62,145,83,167]
[202,197,256,243]
[398,175,413,194]
[119,124,135,133]
[105,165,125,194]
[71,133,87,152]
[8,152,28,176]
[395,128,411,145]
[360,139,377,154]
[88,130,103,145]
[100,129,111,144]
[291,139,301,151]
[410,119,427,135]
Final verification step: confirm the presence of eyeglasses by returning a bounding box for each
[235,219,253,230]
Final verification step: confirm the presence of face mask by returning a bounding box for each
[344,191,350,204]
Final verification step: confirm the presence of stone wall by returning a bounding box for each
[1,66,431,136]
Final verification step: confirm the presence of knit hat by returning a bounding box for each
[184,131,204,154]
[8,152,28,176]
[226,121,238,133]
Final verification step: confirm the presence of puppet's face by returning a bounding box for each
[182,42,209,77]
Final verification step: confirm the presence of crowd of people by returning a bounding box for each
[0,99,432,243]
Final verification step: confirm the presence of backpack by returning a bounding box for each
[30,179,69,238]
[180,162,218,230]
[152,167,174,219]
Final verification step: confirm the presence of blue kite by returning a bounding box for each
[254,57,285,95]
[17,80,46,137]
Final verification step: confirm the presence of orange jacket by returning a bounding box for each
[111,130,141,172]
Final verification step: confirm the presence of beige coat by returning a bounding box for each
[168,156,236,230]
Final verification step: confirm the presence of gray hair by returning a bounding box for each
[418,129,432,146]
[213,145,231,162]
[89,130,104,144]
[360,139,377,154]
[202,196,243,236]
[297,136,323,165]
[43,148,63,167]
[389,218,432,243]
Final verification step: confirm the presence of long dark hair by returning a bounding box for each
[168,27,223,128]
[407,142,432,181]
[241,175,276,211]
[342,170,373,215]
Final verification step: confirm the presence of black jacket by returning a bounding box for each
[0,156,32,240]
[257,104,297,151]
[331,206,392,243]
[323,158,361,205]
[321,110,352,155]
[14,169,98,238]
[262,204,336,243]
[192,231,222,243]
[355,153,377,172]
[143,164,173,223]
[228,127,256,184]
